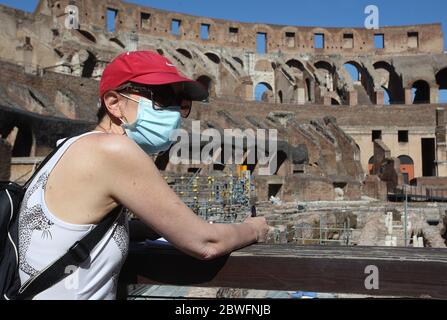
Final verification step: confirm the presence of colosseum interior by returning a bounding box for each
[1,0,447,258]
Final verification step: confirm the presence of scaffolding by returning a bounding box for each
[163,169,254,223]
[290,216,354,246]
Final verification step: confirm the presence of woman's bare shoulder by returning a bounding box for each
[74,132,140,155]
[80,132,156,169]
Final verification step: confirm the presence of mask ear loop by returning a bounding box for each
[118,93,133,135]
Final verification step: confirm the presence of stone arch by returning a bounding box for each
[314,60,335,73]
[204,52,220,64]
[254,82,273,102]
[343,60,375,103]
[232,56,243,68]
[286,59,305,73]
[109,37,125,49]
[76,29,96,43]
[398,155,414,183]
[314,60,337,96]
[373,60,404,104]
[412,80,430,104]
[176,48,192,59]
[196,75,214,97]
[343,61,361,82]
[398,155,414,164]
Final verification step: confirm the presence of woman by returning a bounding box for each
[17,51,269,300]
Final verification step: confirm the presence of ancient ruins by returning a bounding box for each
[0,0,447,249]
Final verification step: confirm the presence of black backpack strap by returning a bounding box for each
[14,205,123,300]
[23,135,76,189]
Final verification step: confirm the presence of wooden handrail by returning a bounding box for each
[119,241,447,299]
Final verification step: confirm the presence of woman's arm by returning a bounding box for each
[98,135,269,260]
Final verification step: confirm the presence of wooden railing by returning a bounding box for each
[389,185,447,202]
[119,241,447,299]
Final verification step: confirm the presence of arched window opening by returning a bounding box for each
[205,52,220,64]
[254,82,273,102]
[373,61,405,104]
[196,75,213,99]
[398,155,414,183]
[177,48,192,59]
[76,30,96,43]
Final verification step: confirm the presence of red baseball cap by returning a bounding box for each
[99,51,208,101]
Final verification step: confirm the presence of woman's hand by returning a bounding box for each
[243,217,270,243]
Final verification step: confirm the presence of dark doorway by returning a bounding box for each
[81,51,97,78]
[412,80,430,104]
[273,151,288,176]
[268,184,282,198]
[196,75,212,99]
[12,125,33,157]
[421,138,436,176]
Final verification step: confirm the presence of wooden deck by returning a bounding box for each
[119,241,447,299]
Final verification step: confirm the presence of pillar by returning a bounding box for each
[430,86,439,104]
[348,90,358,106]
[375,90,384,105]
[404,88,413,105]
[297,88,305,105]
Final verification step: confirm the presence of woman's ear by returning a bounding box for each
[103,91,124,119]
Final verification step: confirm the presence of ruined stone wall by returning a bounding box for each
[36,0,444,55]
[0,61,98,121]
[190,100,441,127]
[1,2,446,108]
[1,0,447,200]
[362,175,388,200]
[190,99,447,178]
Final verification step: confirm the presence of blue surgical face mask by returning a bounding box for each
[119,93,181,155]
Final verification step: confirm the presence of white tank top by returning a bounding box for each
[18,131,129,300]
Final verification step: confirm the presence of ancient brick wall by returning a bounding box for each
[37,0,444,55]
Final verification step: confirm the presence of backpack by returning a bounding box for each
[0,135,121,300]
